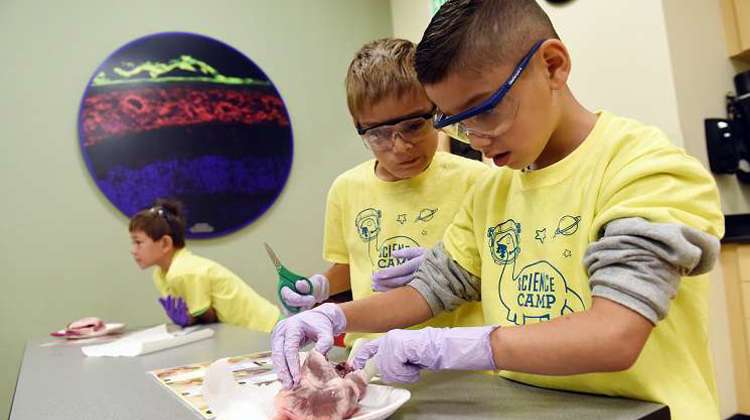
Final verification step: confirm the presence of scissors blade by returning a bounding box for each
[264,242,283,271]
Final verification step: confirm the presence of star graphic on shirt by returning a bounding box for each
[535,228,547,244]
[396,214,407,224]
[563,249,572,258]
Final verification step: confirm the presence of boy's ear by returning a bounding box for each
[539,39,570,90]
[159,235,174,252]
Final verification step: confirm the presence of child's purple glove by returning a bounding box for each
[351,326,498,384]
[279,274,330,313]
[158,295,192,327]
[271,303,347,389]
[371,247,425,292]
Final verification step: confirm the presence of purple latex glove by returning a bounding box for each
[371,247,425,292]
[351,326,498,384]
[279,274,330,313]
[271,303,347,389]
[158,295,192,327]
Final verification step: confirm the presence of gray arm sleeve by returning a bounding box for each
[583,217,720,324]
[407,242,482,316]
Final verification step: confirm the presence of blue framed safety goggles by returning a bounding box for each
[433,39,546,129]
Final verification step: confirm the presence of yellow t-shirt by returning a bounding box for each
[153,248,280,333]
[443,111,724,420]
[324,152,489,346]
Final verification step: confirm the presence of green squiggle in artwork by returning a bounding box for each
[92,55,271,87]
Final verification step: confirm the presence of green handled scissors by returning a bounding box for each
[264,242,313,314]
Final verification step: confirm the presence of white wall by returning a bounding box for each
[391,0,433,43]
[541,1,686,146]
[663,0,750,217]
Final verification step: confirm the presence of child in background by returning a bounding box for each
[129,199,280,332]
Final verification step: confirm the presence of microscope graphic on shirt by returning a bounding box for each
[355,208,420,277]
[487,219,585,325]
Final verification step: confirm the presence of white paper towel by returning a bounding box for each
[202,357,282,420]
[82,324,214,357]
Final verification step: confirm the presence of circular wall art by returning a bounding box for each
[78,32,293,238]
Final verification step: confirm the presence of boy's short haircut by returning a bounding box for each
[345,38,426,123]
[415,0,560,85]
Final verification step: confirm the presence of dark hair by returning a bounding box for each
[415,0,559,85]
[128,198,187,248]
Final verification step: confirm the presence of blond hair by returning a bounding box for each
[345,38,425,123]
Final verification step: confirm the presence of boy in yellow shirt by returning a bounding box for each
[278,38,488,345]
[272,1,723,419]
[129,199,280,332]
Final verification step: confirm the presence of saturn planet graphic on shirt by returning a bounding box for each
[554,215,581,237]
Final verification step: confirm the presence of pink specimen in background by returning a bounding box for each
[65,317,105,336]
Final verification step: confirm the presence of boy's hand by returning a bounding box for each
[279,274,330,313]
[351,326,497,384]
[158,295,193,327]
[271,303,346,389]
[371,247,425,292]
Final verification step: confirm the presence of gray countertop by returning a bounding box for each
[11,324,669,420]
[393,370,669,420]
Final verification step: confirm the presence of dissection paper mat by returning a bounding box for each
[82,324,213,357]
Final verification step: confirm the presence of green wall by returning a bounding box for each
[0,1,392,416]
